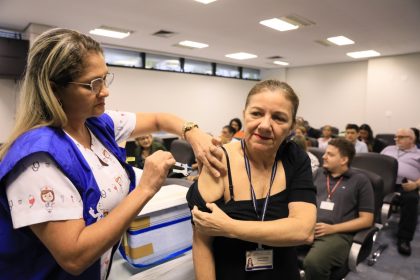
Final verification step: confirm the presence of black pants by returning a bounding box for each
[396,185,419,241]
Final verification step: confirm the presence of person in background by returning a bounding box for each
[303,138,374,279]
[318,125,333,151]
[188,79,316,279]
[229,118,245,139]
[345,124,368,153]
[294,125,307,138]
[291,135,319,173]
[411,127,420,148]
[134,134,166,169]
[381,128,420,256]
[220,125,237,144]
[359,124,374,152]
[0,28,224,280]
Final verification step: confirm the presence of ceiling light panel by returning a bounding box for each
[194,0,217,4]
[225,52,257,60]
[89,26,131,39]
[346,50,380,59]
[273,60,289,66]
[259,18,299,32]
[178,40,208,49]
[327,36,355,46]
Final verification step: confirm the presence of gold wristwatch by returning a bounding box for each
[182,121,199,139]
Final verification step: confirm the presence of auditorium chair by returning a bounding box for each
[308,147,324,165]
[351,152,400,266]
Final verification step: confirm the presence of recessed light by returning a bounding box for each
[346,50,380,59]
[178,40,208,49]
[89,26,131,39]
[259,18,299,32]
[327,36,355,46]
[273,61,289,66]
[194,0,217,4]
[225,52,258,60]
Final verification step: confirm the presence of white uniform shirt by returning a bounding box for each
[5,110,137,280]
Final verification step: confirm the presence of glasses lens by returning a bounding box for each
[104,73,114,87]
[91,78,103,94]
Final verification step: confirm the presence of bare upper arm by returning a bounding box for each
[197,165,225,203]
[288,201,317,227]
[131,112,159,137]
[30,219,86,267]
[358,211,374,224]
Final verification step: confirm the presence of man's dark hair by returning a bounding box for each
[345,123,360,132]
[328,138,355,166]
[229,118,242,131]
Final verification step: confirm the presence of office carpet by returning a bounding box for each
[347,206,420,280]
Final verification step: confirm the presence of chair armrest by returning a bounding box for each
[348,227,378,272]
[381,192,401,223]
[383,192,400,204]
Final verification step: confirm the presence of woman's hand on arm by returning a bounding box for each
[30,151,176,275]
[192,203,234,237]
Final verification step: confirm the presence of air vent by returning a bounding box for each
[152,30,177,38]
[283,14,315,27]
[314,39,333,47]
[267,55,283,59]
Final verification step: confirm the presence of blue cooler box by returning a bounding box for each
[119,184,192,268]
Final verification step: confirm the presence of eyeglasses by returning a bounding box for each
[394,135,410,140]
[68,73,114,95]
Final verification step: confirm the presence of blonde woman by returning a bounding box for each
[0,28,223,279]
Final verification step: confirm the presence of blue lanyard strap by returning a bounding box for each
[241,140,278,221]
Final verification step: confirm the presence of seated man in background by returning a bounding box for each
[134,134,167,169]
[345,123,368,153]
[303,138,374,279]
[220,125,237,144]
[381,128,420,256]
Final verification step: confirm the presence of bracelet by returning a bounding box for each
[182,121,199,140]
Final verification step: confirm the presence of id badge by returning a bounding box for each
[245,249,273,271]
[320,200,334,211]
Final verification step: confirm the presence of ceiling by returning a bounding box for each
[1,0,419,69]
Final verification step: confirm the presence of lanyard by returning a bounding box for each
[241,140,278,222]
[326,175,343,200]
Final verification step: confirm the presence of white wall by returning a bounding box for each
[366,53,420,133]
[0,79,19,143]
[262,52,420,134]
[107,67,256,136]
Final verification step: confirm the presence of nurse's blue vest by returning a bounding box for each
[0,114,136,279]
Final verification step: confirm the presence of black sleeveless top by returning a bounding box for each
[186,141,316,280]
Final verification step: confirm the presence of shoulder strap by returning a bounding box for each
[220,146,234,200]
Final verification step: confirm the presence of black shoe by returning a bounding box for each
[397,239,411,256]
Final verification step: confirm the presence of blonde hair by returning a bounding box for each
[0,28,102,159]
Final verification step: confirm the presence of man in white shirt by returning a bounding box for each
[345,124,368,153]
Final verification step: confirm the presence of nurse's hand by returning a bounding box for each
[185,129,226,178]
[138,151,175,197]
